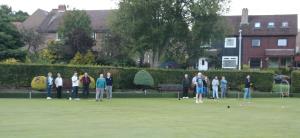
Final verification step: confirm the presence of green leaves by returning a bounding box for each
[134,70,154,86]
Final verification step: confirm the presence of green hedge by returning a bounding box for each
[291,71,300,93]
[0,64,274,92]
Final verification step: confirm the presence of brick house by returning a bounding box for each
[22,5,112,52]
[219,8,298,69]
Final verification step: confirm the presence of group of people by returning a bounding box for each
[46,71,113,101]
[182,73,252,103]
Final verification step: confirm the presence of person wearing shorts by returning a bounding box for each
[196,73,204,104]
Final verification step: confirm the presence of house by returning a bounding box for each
[22,5,113,52]
[217,8,298,69]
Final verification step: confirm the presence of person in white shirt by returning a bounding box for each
[71,71,79,100]
[212,76,219,99]
[46,72,53,100]
[55,73,63,99]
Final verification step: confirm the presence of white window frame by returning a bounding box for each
[281,22,289,28]
[267,22,275,28]
[254,22,261,28]
[56,33,62,41]
[278,39,287,47]
[224,37,236,48]
[222,56,238,69]
[251,39,261,47]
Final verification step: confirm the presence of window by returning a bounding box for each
[254,22,261,28]
[267,22,275,28]
[56,33,63,41]
[278,39,287,46]
[224,37,236,48]
[222,56,238,69]
[251,39,261,47]
[281,22,289,28]
[92,32,97,39]
[250,58,261,68]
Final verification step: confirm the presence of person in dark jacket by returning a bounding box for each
[244,75,251,99]
[105,72,113,100]
[202,76,208,98]
[182,74,190,99]
[80,72,91,98]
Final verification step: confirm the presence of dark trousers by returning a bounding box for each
[56,86,62,98]
[72,86,79,98]
[183,87,189,97]
[193,86,196,97]
[82,84,89,97]
[47,85,52,97]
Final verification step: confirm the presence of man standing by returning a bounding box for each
[212,76,219,99]
[244,75,251,99]
[46,72,53,100]
[220,76,228,98]
[81,72,91,98]
[182,74,190,99]
[192,73,198,98]
[105,72,113,100]
[196,73,204,103]
[71,71,80,100]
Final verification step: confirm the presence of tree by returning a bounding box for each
[84,50,95,65]
[69,52,84,65]
[0,5,26,61]
[110,0,230,68]
[20,29,44,53]
[59,10,95,60]
[0,5,29,22]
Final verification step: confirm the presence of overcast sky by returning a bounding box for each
[1,0,299,24]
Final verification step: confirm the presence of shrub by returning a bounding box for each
[0,64,274,91]
[31,76,46,91]
[291,71,300,93]
[0,58,20,64]
[79,75,95,89]
[133,70,154,87]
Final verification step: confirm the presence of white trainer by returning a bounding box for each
[46,97,52,100]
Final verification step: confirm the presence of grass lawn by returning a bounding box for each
[0,98,299,138]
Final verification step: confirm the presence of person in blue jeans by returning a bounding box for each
[46,72,53,100]
[196,73,204,104]
[220,76,228,98]
[244,75,251,99]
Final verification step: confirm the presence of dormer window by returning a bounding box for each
[254,22,261,29]
[281,22,289,28]
[267,22,275,28]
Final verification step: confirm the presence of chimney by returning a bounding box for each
[240,8,249,25]
[58,5,66,12]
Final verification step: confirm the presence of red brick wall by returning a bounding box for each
[242,36,296,67]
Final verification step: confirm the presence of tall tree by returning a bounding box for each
[58,10,95,60]
[0,5,29,22]
[20,29,44,53]
[110,0,229,67]
[0,5,26,61]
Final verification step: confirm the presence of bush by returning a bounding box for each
[133,70,154,87]
[291,71,300,93]
[31,76,46,91]
[79,75,95,89]
[0,64,274,91]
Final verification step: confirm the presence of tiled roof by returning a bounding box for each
[24,9,113,33]
[265,49,295,56]
[225,14,298,36]
[22,9,49,30]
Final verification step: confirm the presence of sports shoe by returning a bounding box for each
[196,100,199,104]
[75,98,80,101]
[46,97,52,100]
[199,100,203,103]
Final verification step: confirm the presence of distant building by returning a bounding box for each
[215,8,298,69]
[21,5,113,52]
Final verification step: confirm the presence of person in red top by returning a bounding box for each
[81,72,91,98]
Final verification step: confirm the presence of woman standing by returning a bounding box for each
[46,72,53,100]
[55,73,63,99]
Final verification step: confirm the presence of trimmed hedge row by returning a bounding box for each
[291,70,300,93]
[0,64,274,92]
